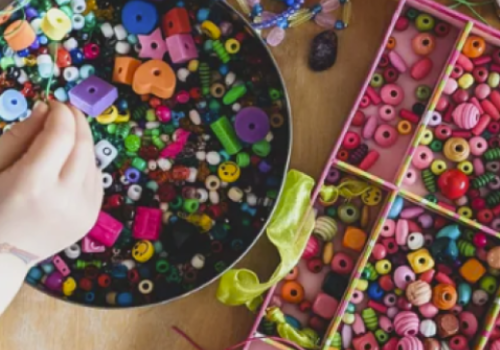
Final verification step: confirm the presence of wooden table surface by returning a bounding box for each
[1,1,500,350]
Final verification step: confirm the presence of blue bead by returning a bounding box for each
[27,267,43,284]
[121,0,158,35]
[17,48,29,57]
[212,224,228,240]
[388,196,404,219]
[111,265,128,279]
[0,89,28,122]
[284,314,301,329]
[29,37,40,50]
[284,0,294,5]
[54,87,69,102]
[252,4,263,17]
[335,20,346,30]
[70,49,84,65]
[445,240,459,260]
[367,282,385,301]
[458,282,472,306]
[84,292,95,303]
[340,0,347,3]
[312,4,322,14]
[219,64,229,76]
[116,98,128,112]
[38,35,48,45]
[138,265,151,278]
[436,224,461,240]
[176,1,184,6]
[117,292,133,306]
[197,8,210,22]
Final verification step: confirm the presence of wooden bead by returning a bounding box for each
[412,33,436,56]
[433,284,457,310]
[459,258,486,283]
[280,280,304,304]
[463,36,486,58]
[4,20,36,51]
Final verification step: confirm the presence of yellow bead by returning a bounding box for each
[40,8,72,41]
[24,55,36,66]
[397,120,412,135]
[375,259,392,275]
[458,160,473,175]
[430,159,447,175]
[96,105,118,124]
[458,73,474,90]
[394,288,404,296]
[201,20,221,39]
[115,109,130,123]
[457,206,473,219]
[225,39,240,54]
[186,213,213,232]
[132,240,155,263]
[407,248,435,274]
[361,205,370,229]
[489,72,500,88]
[420,128,433,145]
[361,186,383,206]
[218,161,241,182]
[342,312,355,324]
[355,279,368,291]
[188,59,199,72]
[322,241,334,265]
[62,277,77,296]
[443,137,470,162]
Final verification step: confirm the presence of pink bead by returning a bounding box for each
[395,16,410,31]
[472,114,491,136]
[473,157,485,176]
[473,232,488,248]
[87,211,124,247]
[314,12,336,28]
[331,252,354,274]
[368,300,388,314]
[491,90,500,111]
[444,78,458,95]
[81,236,105,253]
[350,289,364,304]
[400,207,425,219]
[312,292,338,319]
[167,34,198,63]
[359,95,371,108]
[453,89,470,104]
[394,311,420,336]
[470,97,484,114]
[320,0,340,12]
[133,207,162,241]
[374,124,398,148]
[453,103,480,130]
[352,313,366,335]
[389,50,407,73]
[481,99,500,120]
[492,340,500,350]
[457,53,474,72]
[473,66,488,83]
[419,269,435,284]
[412,146,434,170]
[359,150,379,171]
[451,305,463,315]
[156,105,171,122]
[176,90,190,104]
[397,336,423,350]
[379,105,396,121]
[469,136,487,156]
[396,219,409,245]
[451,65,464,78]
[459,311,478,338]
[436,96,449,111]
[473,56,492,66]
[397,296,412,310]
[435,271,455,286]
[372,243,387,260]
[408,220,421,234]
[352,333,378,350]
[343,131,361,149]
[362,115,377,139]
[266,26,285,47]
[383,293,397,306]
[404,168,417,185]
[411,57,433,81]
[435,124,452,140]
[381,219,396,237]
[419,303,439,318]
[139,28,168,60]
[83,43,100,60]
[382,238,398,254]
[366,86,382,105]
[387,306,398,319]
[393,265,415,289]
[302,235,320,259]
[492,64,500,74]
[52,255,71,276]
[379,315,393,333]
[475,83,491,100]
[380,84,404,106]
[270,295,282,308]
[383,338,399,350]
[342,324,353,349]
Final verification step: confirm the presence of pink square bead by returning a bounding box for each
[133,207,162,240]
[87,211,123,247]
[312,292,338,319]
[81,236,106,253]
[52,255,70,276]
[166,34,198,64]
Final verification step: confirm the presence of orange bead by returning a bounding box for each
[343,226,367,252]
[338,149,349,161]
[281,280,305,304]
[412,33,436,56]
[56,48,71,68]
[4,20,36,51]
[386,37,397,50]
[132,59,176,99]
[284,266,299,281]
[432,283,457,310]
[459,258,486,283]
[462,36,486,58]
[113,56,142,85]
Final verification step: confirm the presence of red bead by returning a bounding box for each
[189,87,201,100]
[307,258,323,273]
[473,232,488,248]
[379,275,394,291]
[149,97,161,108]
[127,268,140,283]
[352,110,366,127]
[419,269,435,283]
[83,43,100,60]
[299,300,312,312]
[107,194,123,208]
[308,316,327,333]
[395,16,410,31]
[379,54,390,68]
[56,48,71,67]
[383,67,399,83]
[437,169,470,200]
[79,277,93,291]
[471,198,486,211]
[397,296,412,310]
[98,273,111,288]
[488,121,500,134]
[433,216,447,229]
[234,32,246,43]
[467,188,480,198]
[158,183,177,202]
[381,238,398,254]
[478,209,494,224]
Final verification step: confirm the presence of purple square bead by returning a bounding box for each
[68,75,118,116]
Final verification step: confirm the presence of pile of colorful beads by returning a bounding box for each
[406,32,500,230]
[258,168,385,343]
[0,0,291,307]
[339,8,458,182]
[333,196,500,350]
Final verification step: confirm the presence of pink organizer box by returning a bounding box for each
[245,1,500,350]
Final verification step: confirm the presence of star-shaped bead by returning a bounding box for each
[138,28,168,60]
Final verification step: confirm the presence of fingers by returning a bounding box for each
[18,101,76,179]
[0,102,49,172]
[60,105,95,183]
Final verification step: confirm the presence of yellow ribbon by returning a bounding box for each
[216,170,315,308]
[319,179,371,206]
[266,307,320,349]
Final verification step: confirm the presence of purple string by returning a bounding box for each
[251,0,306,30]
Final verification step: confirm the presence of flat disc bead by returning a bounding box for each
[443,137,470,162]
[412,146,434,170]
[374,124,398,148]
[379,105,396,121]
[380,84,404,106]
[412,33,436,56]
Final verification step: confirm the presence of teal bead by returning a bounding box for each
[346,302,356,313]
[338,203,360,224]
[445,240,459,260]
[388,196,404,219]
[41,262,55,274]
[79,64,95,79]
[437,224,461,240]
[59,5,73,17]
[127,34,138,45]
[146,180,159,192]
[54,87,69,102]
[54,0,70,5]
[457,282,471,306]
[204,39,213,52]
[153,240,163,253]
[326,206,337,218]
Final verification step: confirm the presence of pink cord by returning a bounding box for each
[171,326,307,350]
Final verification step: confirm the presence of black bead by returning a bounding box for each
[322,271,348,299]
[412,102,426,116]
[309,30,338,72]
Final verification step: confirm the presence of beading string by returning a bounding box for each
[448,0,494,24]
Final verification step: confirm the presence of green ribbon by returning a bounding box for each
[448,0,493,24]
[216,169,315,309]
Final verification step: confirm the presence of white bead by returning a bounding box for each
[162,211,172,224]
[146,121,160,129]
[191,254,205,269]
[209,190,220,204]
[53,65,61,78]
[71,0,86,13]
[71,14,85,30]
[115,41,131,55]
[189,109,201,125]
[419,319,436,337]
[407,232,424,250]
[95,139,118,170]
[205,175,220,190]
[120,175,130,185]
[232,103,241,112]
[246,193,258,206]
[3,47,13,57]
[225,72,236,86]
[63,66,80,82]
[30,18,43,34]
[196,151,206,161]
[17,69,28,84]
[157,158,172,171]
[455,196,468,206]
[220,181,229,188]
[263,197,273,207]
[206,151,221,165]
[128,184,142,201]
[63,37,79,51]
[102,172,113,189]
[177,68,190,82]
[160,202,169,212]
[473,289,489,306]
[37,54,54,78]
[196,188,208,202]
[187,167,197,182]
[120,259,136,270]
[228,187,244,202]
[64,244,81,259]
[113,24,128,41]
[265,131,274,142]
[148,160,157,171]
[100,22,114,38]
[160,134,170,142]
[14,55,25,67]
[441,341,451,350]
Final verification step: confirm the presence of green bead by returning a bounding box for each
[152,135,165,149]
[415,14,435,32]
[361,308,378,331]
[131,157,147,171]
[422,169,437,193]
[269,88,281,100]
[183,199,200,213]
[370,73,384,88]
[406,8,419,19]
[363,263,378,281]
[472,172,495,189]
[156,259,169,273]
[146,181,159,192]
[429,139,443,152]
[416,85,432,101]
[330,332,341,348]
[487,192,500,206]
[59,5,73,17]
[267,189,278,199]
[338,203,360,224]
[162,124,176,135]
[457,239,476,257]
[252,140,271,157]
[209,99,221,111]
[170,195,183,209]
[480,275,498,295]
[145,109,156,121]
[106,124,117,134]
[54,0,70,5]
[223,84,247,105]
[424,193,438,203]
[210,116,242,155]
[375,329,389,344]
[124,134,141,152]
[326,206,337,218]
[236,152,250,168]
[153,241,163,252]
[214,261,227,273]
[212,40,230,63]
[0,57,14,70]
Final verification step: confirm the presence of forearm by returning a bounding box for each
[0,251,29,315]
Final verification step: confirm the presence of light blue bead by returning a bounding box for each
[0,89,28,122]
[437,224,461,240]
[445,240,459,260]
[204,39,213,52]
[388,196,404,219]
[55,0,71,5]
[458,282,471,306]
[219,150,230,161]
[153,240,163,252]
[54,87,69,102]
[197,8,210,22]
[346,302,356,313]
[79,64,95,79]
[127,34,138,45]
[41,262,55,274]
[241,203,257,216]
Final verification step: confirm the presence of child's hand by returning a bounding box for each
[0,101,103,262]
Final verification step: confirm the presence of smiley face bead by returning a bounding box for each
[362,186,383,206]
[218,161,240,183]
[132,240,154,263]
